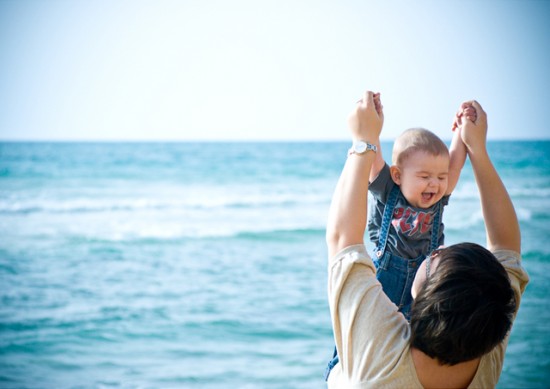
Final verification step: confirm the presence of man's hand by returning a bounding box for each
[452,102,478,132]
[348,91,384,142]
[459,101,488,154]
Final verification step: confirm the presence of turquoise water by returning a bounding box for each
[1,141,549,388]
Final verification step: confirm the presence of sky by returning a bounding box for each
[0,0,549,141]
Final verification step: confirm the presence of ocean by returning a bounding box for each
[1,141,549,388]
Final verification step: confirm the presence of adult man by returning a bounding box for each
[325,92,529,388]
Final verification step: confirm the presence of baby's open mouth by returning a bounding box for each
[422,192,435,202]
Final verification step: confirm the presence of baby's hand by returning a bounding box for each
[452,102,478,132]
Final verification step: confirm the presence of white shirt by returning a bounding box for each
[327,245,529,388]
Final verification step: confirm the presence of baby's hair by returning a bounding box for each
[392,128,449,166]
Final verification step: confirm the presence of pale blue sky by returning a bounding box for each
[1,0,549,141]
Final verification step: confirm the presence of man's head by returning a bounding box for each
[390,128,450,209]
[410,243,516,365]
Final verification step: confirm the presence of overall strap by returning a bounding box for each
[375,184,400,259]
[428,199,443,252]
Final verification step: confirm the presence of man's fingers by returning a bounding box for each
[470,100,484,115]
[356,91,380,110]
[364,91,374,107]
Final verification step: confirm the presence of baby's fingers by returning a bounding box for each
[452,112,462,131]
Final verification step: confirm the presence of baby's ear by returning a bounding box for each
[390,165,401,185]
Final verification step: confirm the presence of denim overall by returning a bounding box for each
[324,185,442,381]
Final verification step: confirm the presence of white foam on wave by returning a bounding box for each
[507,186,550,198]
[448,182,480,200]
[515,207,533,221]
[0,197,166,213]
[4,177,544,242]
[0,181,333,214]
[450,179,550,201]
[0,200,330,242]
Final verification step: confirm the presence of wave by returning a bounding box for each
[234,227,325,241]
[0,198,170,214]
[450,181,550,201]
[56,225,327,244]
[0,192,330,215]
[507,187,550,199]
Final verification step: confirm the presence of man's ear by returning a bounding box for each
[390,165,401,185]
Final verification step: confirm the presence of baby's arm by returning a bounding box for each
[369,93,386,182]
[446,103,476,195]
[447,129,467,195]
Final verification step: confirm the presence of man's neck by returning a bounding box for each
[411,347,480,389]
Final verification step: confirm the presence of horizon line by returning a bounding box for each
[1,137,549,143]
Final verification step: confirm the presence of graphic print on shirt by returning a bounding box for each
[391,206,433,237]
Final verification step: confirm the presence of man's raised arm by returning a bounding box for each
[326,91,384,258]
[460,101,521,253]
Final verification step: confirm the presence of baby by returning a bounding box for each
[367,96,475,318]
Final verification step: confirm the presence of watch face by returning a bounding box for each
[354,141,367,153]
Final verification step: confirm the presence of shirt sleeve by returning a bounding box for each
[328,245,411,383]
[369,163,394,203]
[492,249,530,316]
[468,250,530,388]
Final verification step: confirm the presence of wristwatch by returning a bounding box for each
[348,140,377,156]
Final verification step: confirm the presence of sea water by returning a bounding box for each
[0,141,549,388]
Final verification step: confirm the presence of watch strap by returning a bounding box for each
[348,141,377,156]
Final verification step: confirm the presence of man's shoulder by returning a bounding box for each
[330,244,372,264]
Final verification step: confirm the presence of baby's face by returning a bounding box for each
[393,151,449,209]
